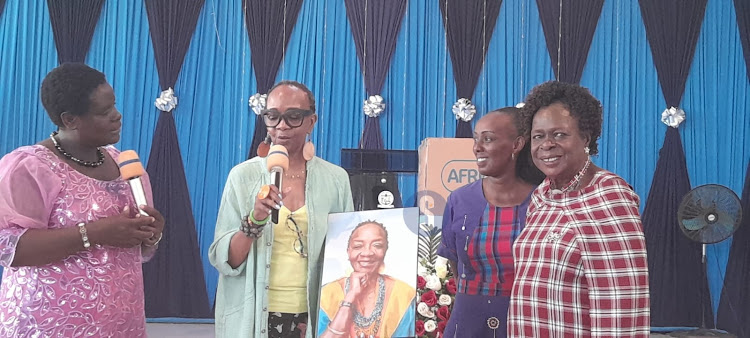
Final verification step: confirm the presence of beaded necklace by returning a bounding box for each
[345,275,385,338]
[50,131,105,167]
[550,158,591,193]
[284,169,307,179]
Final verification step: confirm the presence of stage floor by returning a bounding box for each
[146,323,215,337]
[146,323,736,338]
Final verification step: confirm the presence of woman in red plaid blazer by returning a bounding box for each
[508,81,650,337]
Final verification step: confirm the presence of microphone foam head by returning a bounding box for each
[117,150,145,180]
[266,145,289,172]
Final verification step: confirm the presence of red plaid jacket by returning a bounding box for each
[508,170,650,337]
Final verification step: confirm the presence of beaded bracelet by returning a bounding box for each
[240,211,270,238]
[240,219,263,238]
[76,222,91,249]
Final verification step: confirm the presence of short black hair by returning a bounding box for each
[41,63,107,127]
[519,81,603,155]
[268,80,316,114]
[487,106,525,138]
[486,106,545,185]
[347,220,388,249]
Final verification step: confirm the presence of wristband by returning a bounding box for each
[248,210,270,225]
[77,222,91,249]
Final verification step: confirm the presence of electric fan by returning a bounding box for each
[676,184,742,335]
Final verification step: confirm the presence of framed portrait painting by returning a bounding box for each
[317,207,419,338]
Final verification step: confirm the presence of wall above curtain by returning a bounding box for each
[0,1,748,327]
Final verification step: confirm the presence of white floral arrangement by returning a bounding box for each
[416,223,455,337]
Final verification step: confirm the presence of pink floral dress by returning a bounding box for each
[0,145,154,337]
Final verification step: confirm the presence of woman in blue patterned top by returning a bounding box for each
[437,106,543,338]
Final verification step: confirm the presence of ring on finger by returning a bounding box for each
[257,185,271,199]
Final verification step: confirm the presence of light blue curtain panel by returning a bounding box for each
[0,0,748,318]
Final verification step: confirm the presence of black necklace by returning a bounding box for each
[50,131,105,167]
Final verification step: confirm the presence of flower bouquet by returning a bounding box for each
[416,223,456,338]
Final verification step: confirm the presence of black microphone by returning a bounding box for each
[117,150,149,216]
[266,145,289,224]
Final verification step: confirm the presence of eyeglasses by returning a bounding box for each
[261,108,314,128]
[286,215,307,258]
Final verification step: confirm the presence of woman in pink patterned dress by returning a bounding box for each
[508,81,650,337]
[0,63,165,337]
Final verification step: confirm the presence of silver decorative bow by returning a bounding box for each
[452,98,476,122]
[248,93,267,116]
[515,102,525,108]
[154,88,178,112]
[661,106,686,128]
[363,95,385,118]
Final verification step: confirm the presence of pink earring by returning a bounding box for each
[303,134,315,161]
[257,134,271,157]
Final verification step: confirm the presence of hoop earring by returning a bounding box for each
[257,134,272,157]
[303,133,315,161]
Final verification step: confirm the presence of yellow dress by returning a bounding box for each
[318,274,416,337]
[268,205,309,313]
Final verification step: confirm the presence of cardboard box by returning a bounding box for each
[417,138,478,222]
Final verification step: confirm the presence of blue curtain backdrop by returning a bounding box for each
[0,0,748,322]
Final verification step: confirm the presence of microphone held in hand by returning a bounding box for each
[266,145,289,224]
[117,150,149,217]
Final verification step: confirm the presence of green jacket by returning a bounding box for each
[209,156,354,338]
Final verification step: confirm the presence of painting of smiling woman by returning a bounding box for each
[317,208,418,338]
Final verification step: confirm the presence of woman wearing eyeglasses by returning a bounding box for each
[209,81,354,338]
[317,220,416,338]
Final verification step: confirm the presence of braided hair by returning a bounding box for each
[347,220,389,250]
